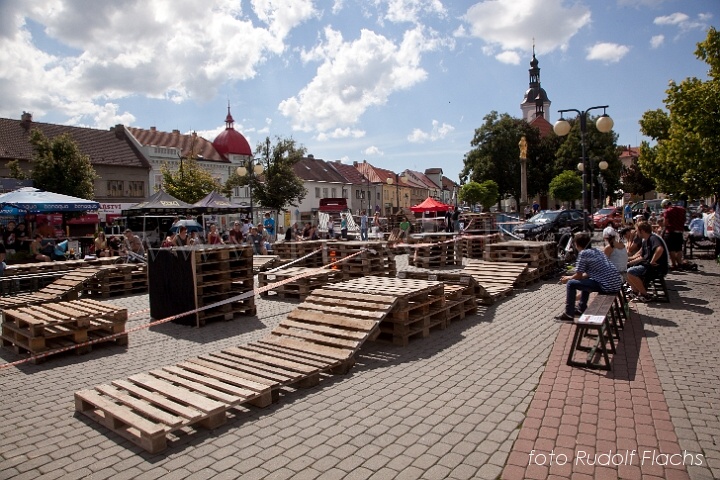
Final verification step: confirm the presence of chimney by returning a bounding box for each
[307,154,314,159]
[150,126,156,131]
[20,111,32,130]
[172,129,180,135]
[353,161,359,167]
[113,124,125,140]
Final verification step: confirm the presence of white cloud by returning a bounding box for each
[654,12,711,31]
[382,0,447,24]
[650,35,664,49]
[495,50,521,65]
[316,128,366,141]
[586,42,630,63]
[280,25,450,134]
[363,146,384,156]
[0,0,315,126]
[407,120,454,143]
[461,0,591,60]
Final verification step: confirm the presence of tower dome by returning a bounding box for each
[213,105,252,158]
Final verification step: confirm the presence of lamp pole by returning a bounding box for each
[237,159,264,225]
[553,106,614,232]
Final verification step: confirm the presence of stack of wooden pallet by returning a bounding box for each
[322,276,447,346]
[83,264,147,298]
[1,299,128,363]
[459,233,502,259]
[396,271,479,319]
[461,260,525,301]
[462,213,497,234]
[273,240,326,267]
[148,245,255,327]
[323,241,396,279]
[407,234,461,268]
[253,255,280,273]
[258,266,345,301]
[483,240,556,285]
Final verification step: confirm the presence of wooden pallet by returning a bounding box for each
[1,299,128,362]
[253,255,280,273]
[483,240,557,268]
[76,284,398,452]
[462,260,529,301]
[324,241,396,279]
[258,267,346,301]
[0,266,118,310]
[459,234,503,259]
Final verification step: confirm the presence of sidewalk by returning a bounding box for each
[0,255,718,479]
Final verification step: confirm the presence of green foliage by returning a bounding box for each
[621,156,656,197]
[461,112,556,204]
[7,160,28,180]
[554,116,621,203]
[29,129,97,199]
[226,136,307,213]
[549,170,582,203]
[459,180,499,209]
[161,157,222,204]
[638,26,720,198]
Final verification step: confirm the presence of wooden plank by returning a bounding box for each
[95,384,186,428]
[111,379,203,421]
[271,325,360,349]
[286,310,378,331]
[294,303,386,319]
[181,358,275,391]
[262,335,354,361]
[204,352,297,383]
[128,374,226,414]
[310,288,396,304]
[278,319,369,341]
[242,343,335,368]
[221,347,318,375]
[75,389,168,436]
[149,369,240,405]
[299,296,394,312]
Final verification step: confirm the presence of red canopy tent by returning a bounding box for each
[410,197,454,213]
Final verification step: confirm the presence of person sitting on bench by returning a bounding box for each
[555,232,623,322]
[626,221,669,302]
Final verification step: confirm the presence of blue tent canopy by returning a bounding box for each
[0,187,99,213]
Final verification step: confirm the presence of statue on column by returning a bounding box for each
[519,136,527,158]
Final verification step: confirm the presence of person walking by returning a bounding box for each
[360,210,368,241]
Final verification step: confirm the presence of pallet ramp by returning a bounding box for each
[75,282,399,453]
[0,266,120,310]
[462,259,530,300]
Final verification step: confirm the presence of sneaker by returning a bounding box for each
[574,308,584,316]
[554,312,575,322]
[633,293,654,303]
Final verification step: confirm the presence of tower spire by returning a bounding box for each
[224,101,235,129]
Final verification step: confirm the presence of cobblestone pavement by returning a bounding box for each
[0,255,717,480]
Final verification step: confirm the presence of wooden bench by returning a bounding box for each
[566,292,624,371]
[683,235,716,259]
[644,275,670,303]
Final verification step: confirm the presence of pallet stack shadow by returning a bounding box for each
[482,240,556,285]
[323,241,396,279]
[322,276,446,346]
[407,234,461,268]
[460,233,503,259]
[1,299,128,363]
[148,245,255,327]
[82,264,148,298]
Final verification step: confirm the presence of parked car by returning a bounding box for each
[630,199,663,219]
[592,207,623,230]
[513,209,592,242]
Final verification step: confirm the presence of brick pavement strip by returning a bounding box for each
[1,255,717,479]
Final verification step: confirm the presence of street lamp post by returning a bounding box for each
[578,157,609,212]
[386,172,407,214]
[553,106,614,231]
[236,159,264,225]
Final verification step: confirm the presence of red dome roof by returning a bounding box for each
[212,106,252,157]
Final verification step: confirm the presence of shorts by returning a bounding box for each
[663,231,683,252]
[628,264,663,281]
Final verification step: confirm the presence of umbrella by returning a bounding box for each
[192,191,246,214]
[0,187,99,213]
[168,219,203,234]
[123,189,194,216]
[410,197,454,213]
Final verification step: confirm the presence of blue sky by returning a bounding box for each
[0,0,716,183]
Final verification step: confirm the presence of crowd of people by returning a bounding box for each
[556,198,719,319]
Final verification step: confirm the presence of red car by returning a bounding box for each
[592,207,622,229]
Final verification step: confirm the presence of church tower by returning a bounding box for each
[520,47,551,123]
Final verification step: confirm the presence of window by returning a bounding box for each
[322,188,328,198]
[342,189,348,199]
[128,181,144,197]
[331,188,337,198]
[154,174,163,190]
[355,190,363,199]
[315,187,321,198]
[107,180,124,198]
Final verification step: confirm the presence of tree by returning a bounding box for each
[460,112,555,208]
[160,156,221,204]
[549,170,582,205]
[458,180,499,210]
[29,129,97,199]
[553,116,621,204]
[226,136,307,214]
[621,157,655,199]
[7,160,28,180]
[638,26,720,198]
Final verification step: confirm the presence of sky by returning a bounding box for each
[0,0,716,183]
